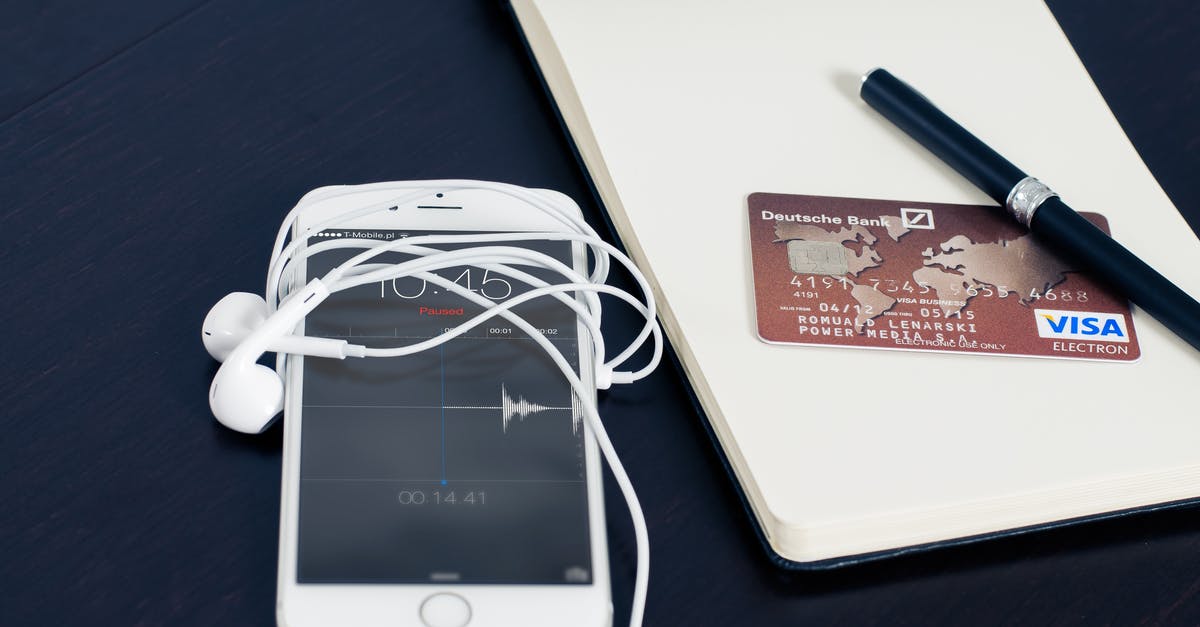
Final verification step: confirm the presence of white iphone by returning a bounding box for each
[276,184,610,626]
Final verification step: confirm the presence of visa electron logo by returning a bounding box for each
[1034,309,1129,343]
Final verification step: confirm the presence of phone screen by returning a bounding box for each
[295,229,592,585]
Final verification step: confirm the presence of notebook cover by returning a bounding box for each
[506,0,1200,569]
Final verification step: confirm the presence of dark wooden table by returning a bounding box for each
[3,1,1198,625]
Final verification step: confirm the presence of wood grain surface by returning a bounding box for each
[1,1,1197,625]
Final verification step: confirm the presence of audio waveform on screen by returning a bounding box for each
[443,385,584,434]
[500,384,583,435]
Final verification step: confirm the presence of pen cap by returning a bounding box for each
[860,68,1026,204]
[1031,197,1200,352]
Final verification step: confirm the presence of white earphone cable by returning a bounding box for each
[264,182,656,626]
[277,232,658,379]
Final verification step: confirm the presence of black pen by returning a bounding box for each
[859,68,1200,354]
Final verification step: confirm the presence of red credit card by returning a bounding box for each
[747,192,1139,361]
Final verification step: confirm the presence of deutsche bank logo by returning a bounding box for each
[900,208,935,230]
[1034,309,1129,343]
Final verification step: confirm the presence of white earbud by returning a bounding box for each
[202,291,362,362]
[208,280,332,434]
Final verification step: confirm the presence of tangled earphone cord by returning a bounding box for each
[266,181,614,312]
[268,183,660,627]
[281,236,659,378]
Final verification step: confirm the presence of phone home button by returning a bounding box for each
[419,592,472,627]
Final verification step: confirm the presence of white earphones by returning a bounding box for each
[207,279,335,433]
[202,180,660,627]
[202,292,359,362]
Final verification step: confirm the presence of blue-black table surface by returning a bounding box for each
[2,1,1198,625]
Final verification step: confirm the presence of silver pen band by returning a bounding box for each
[1005,176,1058,228]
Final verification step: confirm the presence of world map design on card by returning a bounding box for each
[747,193,1140,361]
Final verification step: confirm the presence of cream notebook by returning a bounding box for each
[510,0,1200,565]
